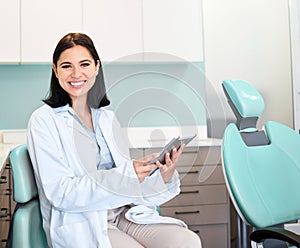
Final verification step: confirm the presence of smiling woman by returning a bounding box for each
[26,33,201,248]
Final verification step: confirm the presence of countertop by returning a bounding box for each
[129,138,222,149]
[0,144,15,172]
[0,138,222,173]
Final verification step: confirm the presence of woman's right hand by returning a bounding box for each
[132,153,159,182]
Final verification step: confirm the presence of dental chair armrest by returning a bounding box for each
[250,228,300,247]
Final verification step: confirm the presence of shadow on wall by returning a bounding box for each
[207,118,236,139]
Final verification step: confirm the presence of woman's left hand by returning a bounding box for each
[156,144,185,183]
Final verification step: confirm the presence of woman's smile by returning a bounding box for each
[69,80,87,88]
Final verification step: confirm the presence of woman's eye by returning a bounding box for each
[81,63,90,67]
[61,65,71,69]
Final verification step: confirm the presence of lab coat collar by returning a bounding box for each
[52,104,94,139]
[52,104,74,115]
[52,104,101,120]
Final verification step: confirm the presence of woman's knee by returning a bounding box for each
[185,229,202,248]
[164,227,201,248]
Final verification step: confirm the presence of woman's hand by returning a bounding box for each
[156,144,185,183]
[132,144,185,183]
[132,153,158,182]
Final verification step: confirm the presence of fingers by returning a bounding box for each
[133,159,157,182]
[166,151,174,164]
[172,143,186,160]
[158,152,173,171]
[157,153,175,183]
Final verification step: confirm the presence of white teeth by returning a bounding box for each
[70,81,85,86]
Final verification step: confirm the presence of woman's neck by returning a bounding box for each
[71,95,89,115]
[71,97,94,132]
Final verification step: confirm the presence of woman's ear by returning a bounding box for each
[96,60,100,75]
[52,64,58,78]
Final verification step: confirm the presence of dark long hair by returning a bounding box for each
[43,33,110,108]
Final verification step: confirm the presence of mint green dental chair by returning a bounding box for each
[222,80,300,248]
[8,144,48,248]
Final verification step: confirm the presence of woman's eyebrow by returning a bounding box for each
[59,59,92,66]
[80,59,92,63]
[59,61,71,66]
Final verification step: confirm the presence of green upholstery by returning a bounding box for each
[10,144,37,203]
[12,200,47,248]
[9,144,48,248]
[223,80,265,118]
[223,121,300,228]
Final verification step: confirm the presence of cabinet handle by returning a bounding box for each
[187,171,199,174]
[5,189,11,195]
[182,151,198,154]
[175,210,200,215]
[0,208,9,218]
[0,176,7,184]
[178,171,199,175]
[180,190,199,194]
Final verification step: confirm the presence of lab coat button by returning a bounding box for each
[103,230,108,236]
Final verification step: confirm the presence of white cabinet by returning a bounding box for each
[21,0,83,62]
[0,0,20,63]
[0,0,203,63]
[83,0,143,62]
[83,0,203,62]
[143,0,203,62]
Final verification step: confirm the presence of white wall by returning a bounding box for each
[202,0,293,130]
[289,0,300,132]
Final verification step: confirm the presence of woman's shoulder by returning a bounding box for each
[30,104,53,118]
[93,107,115,119]
[29,104,68,125]
[100,108,115,117]
[31,104,70,117]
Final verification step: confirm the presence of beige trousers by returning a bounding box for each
[108,210,202,248]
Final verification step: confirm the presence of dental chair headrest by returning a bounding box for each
[222,80,265,130]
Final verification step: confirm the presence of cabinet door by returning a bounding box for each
[21,0,82,62]
[83,0,143,62]
[0,167,10,247]
[0,0,20,62]
[143,0,203,62]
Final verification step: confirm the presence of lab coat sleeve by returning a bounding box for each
[27,107,143,213]
[133,169,181,206]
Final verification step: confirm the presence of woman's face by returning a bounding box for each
[53,45,99,102]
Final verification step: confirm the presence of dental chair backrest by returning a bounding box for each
[9,144,48,248]
[222,79,300,229]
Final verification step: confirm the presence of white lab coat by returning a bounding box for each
[27,104,184,248]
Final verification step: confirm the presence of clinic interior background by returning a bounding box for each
[0,0,293,139]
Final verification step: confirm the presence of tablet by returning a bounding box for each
[147,134,197,176]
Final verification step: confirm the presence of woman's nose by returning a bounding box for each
[71,66,81,78]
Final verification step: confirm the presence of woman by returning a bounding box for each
[27,33,201,248]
